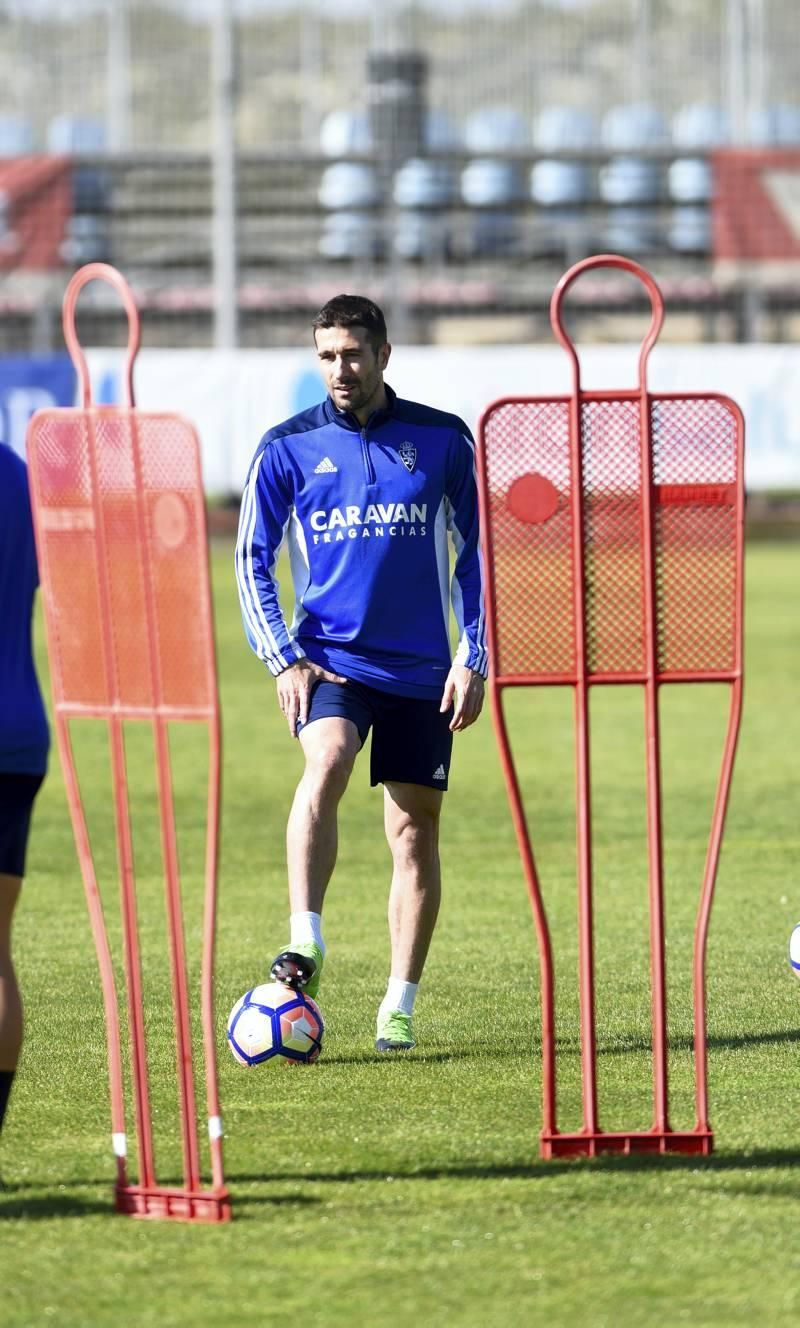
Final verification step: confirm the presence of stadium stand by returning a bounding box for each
[0,1,798,347]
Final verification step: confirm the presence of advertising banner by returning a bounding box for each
[0,354,76,459]
[84,343,800,496]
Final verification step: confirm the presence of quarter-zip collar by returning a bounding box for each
[323,383,397,433]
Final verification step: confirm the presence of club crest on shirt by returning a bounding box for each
[399,441,417,473]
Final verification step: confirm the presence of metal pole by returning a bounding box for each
[746,0,766,135]
[212,0,238,349]
[725,0,747,145]
[107,0,131,152]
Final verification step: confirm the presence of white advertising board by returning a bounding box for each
[84,343,800,495]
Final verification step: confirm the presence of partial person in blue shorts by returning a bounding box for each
[0,442,49,1149]
[235,294,487,1050]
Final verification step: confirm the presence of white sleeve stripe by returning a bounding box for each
[235,466,276,664]
[235,456,291,670]
[234,474,266,659]
[450,437,489,671]
[433,499,452,639]
[288,510,311,641]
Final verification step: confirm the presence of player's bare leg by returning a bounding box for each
[376,781,443,1050]
[271,717,360,998]
[0,874,23,1138]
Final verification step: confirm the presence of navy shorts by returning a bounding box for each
[301,680,454,791]
[0,772,45,877]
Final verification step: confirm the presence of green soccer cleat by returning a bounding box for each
[375,1009,416,1052]
[270,942,324,1001]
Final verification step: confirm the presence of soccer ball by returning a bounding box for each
[226,982,324,1067]
[789,924,800,977]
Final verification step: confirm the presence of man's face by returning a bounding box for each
[314,323,391,422]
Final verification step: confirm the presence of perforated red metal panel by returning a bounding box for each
[480,392,742,684]
[652,397,740,676]
[27,408,215,717]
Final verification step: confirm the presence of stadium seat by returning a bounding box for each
[746,103,800,145]
[59,214,113,265]
[392,209,451,262]
[316,163,382,261]
[424,110,462,152]
[392,158,456,209]
[461,158,522,208]
[318,162,381,210]
[603,206,662,255]
[667,205,711,254]
[391,158,456,261]
[672,103,730,149]
[530,159,593,206]
[463,106,529,153]
[318,211,382,261]
[667,158,713,204]
[601,103,671,151]
[319,109,373,157]
[0,116,35,156]
[533,106,599,152]
[599,156,662,205]
[46,116,107,153]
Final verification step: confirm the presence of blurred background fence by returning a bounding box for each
[1,0,799,354]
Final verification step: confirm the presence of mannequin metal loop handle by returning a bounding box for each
[62,263,141,409]
[550,254,664,393]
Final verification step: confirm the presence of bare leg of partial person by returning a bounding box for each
[382,782,443,986]
[0,874,23,1135]
[285,717,361,916]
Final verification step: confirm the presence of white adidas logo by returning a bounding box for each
[433,764,446,780]
[314,456,338,474]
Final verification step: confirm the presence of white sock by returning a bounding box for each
[290,911,325,955]
[379,977,418,1019]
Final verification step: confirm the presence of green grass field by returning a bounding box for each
[3,539,799,1327]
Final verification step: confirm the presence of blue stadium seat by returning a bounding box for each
[667,157,713,204]
[667,206,711,254]
[0,116,34,156]
[392,209,451,262]
[392,158,456,209]
[530,159,593,206]
[746,104,800,145]
[319,110,373,157]
[601,103,671,151]
[603,206,662,255]
[318,162,380,210]
[424,110,462,152]
[60,214,112,265]
[318,211,382,261]
[672,103,730,149]
[46,116,107,153]
[533,106,598,152]
[463,106,529,153]
[599,156,661,205]
[461,159,522,207]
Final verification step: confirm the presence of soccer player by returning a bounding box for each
[235,294,487,1051]
[0,442,49,1148]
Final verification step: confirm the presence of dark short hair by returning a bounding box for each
[312,294,388,348]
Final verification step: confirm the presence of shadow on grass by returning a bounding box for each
[6,1147,800,1219]
[320,1049,474,1066]
[0,1192,112,1220]
[556,1028,800,1057]
[227,1145,800,1189]
[0,1181,320,1220]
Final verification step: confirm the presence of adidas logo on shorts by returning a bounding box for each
[314,456,338,474]
[433,764,446,780]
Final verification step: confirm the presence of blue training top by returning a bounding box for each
[235,385,488,699]
[0,444,49,774]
